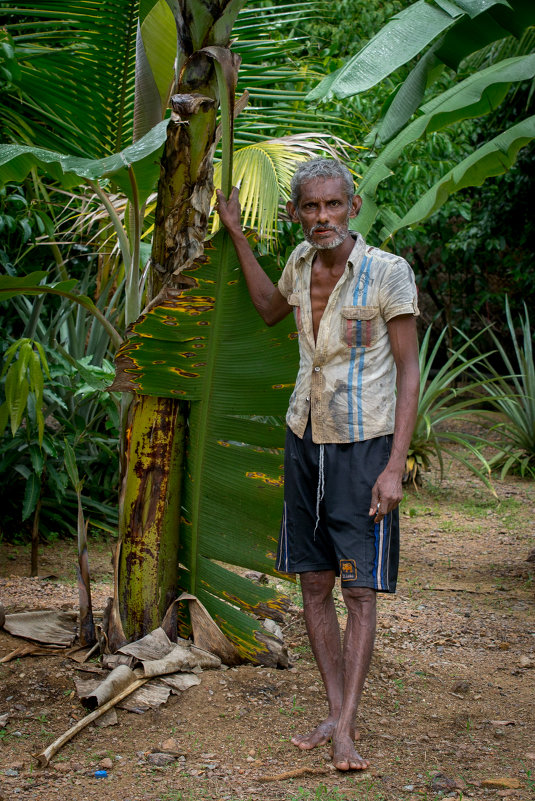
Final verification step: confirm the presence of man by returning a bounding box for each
[215,158,420,772]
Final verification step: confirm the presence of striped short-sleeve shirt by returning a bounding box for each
[277,233,419,444]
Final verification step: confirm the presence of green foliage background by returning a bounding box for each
[1,0,534,547]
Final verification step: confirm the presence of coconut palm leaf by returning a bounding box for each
[111,229,298,664]
[232,2,360,142]
[211,133,361,242]
[1,0,140,156]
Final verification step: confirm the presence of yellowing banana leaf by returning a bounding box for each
[112,229,298,664]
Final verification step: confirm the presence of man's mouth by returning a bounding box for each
[311,225,336,235]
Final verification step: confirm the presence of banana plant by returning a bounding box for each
[307,0,535,242]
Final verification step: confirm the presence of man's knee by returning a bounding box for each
[341,586,377,615]
[300,570,336,604]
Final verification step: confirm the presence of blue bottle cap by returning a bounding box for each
[95,769,107,778]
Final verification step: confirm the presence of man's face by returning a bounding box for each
[287,177,361,251]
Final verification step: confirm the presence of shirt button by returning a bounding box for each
[314,366,320,372]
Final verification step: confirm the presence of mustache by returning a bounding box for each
[308,223,344,234]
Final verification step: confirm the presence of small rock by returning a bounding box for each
[519,656,534,669]
[100,758,113,770]
[10,761,24,772]
[161,738,179,753]
[430,773,458,792]
[481,778,521,789]
[146,753,176,767]
[0,713,9,728]
[262,618,283,639]
[451,680,470,694]
[4,769,19,777]
[494,728,505,739]
[403,785,415,791]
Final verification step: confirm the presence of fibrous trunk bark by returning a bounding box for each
[117,80,221,642]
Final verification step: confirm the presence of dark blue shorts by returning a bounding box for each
[276,423,399,593]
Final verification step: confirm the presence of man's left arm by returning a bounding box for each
[369,314,420,522]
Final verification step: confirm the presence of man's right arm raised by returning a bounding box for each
[215,188,292,327]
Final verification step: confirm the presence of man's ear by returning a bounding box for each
[286,200,300,222]
[349,194,363,218]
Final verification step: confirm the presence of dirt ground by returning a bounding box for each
[1,465,534,801]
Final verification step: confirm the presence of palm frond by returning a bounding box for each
[1,1,139,156]
[212,133,362,242]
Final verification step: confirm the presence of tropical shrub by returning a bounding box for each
[467,300,535,478]
[406,325,495,493]
[0,341,119,543]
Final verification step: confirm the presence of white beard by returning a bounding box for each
[302,217,350,250]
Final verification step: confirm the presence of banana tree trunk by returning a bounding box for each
[117,3,243,640]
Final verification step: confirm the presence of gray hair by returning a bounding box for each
[290,158,355,207]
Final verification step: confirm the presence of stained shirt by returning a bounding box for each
[277,234,419,444]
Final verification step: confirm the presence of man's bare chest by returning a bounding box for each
[309,265,344,342]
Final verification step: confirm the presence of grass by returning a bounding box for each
[287,782,388,801]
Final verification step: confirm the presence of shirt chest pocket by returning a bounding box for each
[340,305,379,348]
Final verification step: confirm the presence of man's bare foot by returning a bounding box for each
[291,717,337,750]
[292,719,360,750]
[331,733,369,771]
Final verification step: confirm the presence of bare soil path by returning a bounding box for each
[1,466,534,801]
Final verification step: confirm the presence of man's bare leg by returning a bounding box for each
[291,570,343,750]
[331,586,376,770]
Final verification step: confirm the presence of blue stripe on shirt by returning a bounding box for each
[347,254,370,439]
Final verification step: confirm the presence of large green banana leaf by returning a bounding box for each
[0,121,168,203]
[351,54,535,237]
[112,229,299,664]
[307,0,532,103]
[380,115,535,238]
[374,0,535,145]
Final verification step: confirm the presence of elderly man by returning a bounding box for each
[216,158,420,772]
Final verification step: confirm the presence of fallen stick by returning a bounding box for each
[0,644,65,663]
[33,676,148,767]
[257,766,330,782]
